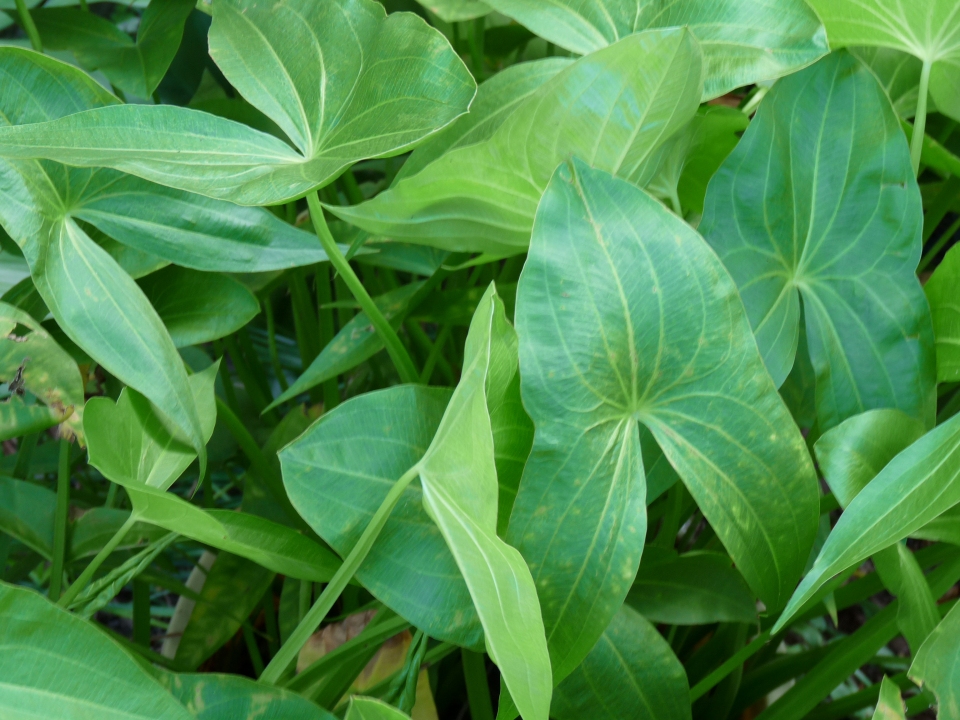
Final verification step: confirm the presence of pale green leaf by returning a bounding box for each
[414,0,490,23]
[0,0,476,206]
[346,697,411,720]
[510,160,817,692]
[552,605,690,720]
[872,543,939,652]
[806,0,960,121]
[84,364,218,492]
[0,582,193,720]
[701,51,936,430]
[333,29,703,255]
[482,0,828,99]
[871,676,905,720]
[925,244,960,383]
[138,267,259,348]
[909,600,960,717]
[0,474,55,559]
[852,46,934,119]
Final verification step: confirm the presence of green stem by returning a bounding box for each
[298,579,311,623]
[911,59,933,176]
[78,0,88,10]
[224,334,273,421]
[12,432,38,479]
[316,264,341,411]
[264,297,290,393]
[339,170,365,205]
[263,586,280,658]
[49,439,71,600]
[462,650,494,720]
[419,324,454,385]
[689,629,771,702]
[58,514,137,607]
[132,579,151,646]
[307,192,419,384]
[243,620,266,675]
[14,0,42,52]
[918,215,960,273]
[260,463,421,684]
[213,339,240,414]
[469,17,485,82]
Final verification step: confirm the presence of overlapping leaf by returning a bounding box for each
[509,160,818,692]
[806,0,960,122]
[909,600,960,716]
[481,0,828,99]
[925,244,960,383]
[0,0,476,205]
[334,29,703,255]
[701,51,936,430]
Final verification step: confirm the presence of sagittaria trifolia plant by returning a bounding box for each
[0,0,959,718]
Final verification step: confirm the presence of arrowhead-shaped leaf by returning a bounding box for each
[334,28,703,255]
[0,0,476,205]
[701,51,936,430]
[509,160,818,689]
[481,0,828,99]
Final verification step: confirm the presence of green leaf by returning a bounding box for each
[0,582,193,719]
[69,507,169,560]
[872,543,939,652]
[552,605,690,720]
[0,474,55,559]
[138,267,259,348]
[158,672,337,720]
[122,484,339,582]
[481,0,827,99]
[0,396,63,440]
[814,408,926,509]
[775,410,960,632]
[32,0,195,98]
[396,57,574,182]
[84,364,219,492]
[872,676,906,720]
[925,244,960,383]
[346,697,411,720]
[269,281,424,409]
[414,0,490,23]
[333,29,703,255]
[909,600,960,715]
[415,284,551,720]
[806,0,960,122]
[626,549,757,626]
[509,160,817,692]
[701,51,936,430]
[0,0,476,206]
[491,370,533,537]
[0,301,84,439]
[852,47,933,119]
[280,385,484,649]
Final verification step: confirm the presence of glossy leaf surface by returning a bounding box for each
[0,0,476,205]
[0,582,192,719]
[334,29,703,254]
[806,0,960,121]
[510,160,817,689]
[701,51,935,430]
[909,600,960,717]
[552,605,690,720]
[482,0,827,99]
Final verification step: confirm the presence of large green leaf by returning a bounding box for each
[775,410,960,631]
[552,605,690,720]
[806,0,960,122]
[281,385,483,647]
[415,284,551,720]
[0,0,476,206]
[481,0,827,99]
[32,0,194,98]
[509,160,817,691]
[909,600,960,716]
[0,301,84,439]
[851,47,932,119]
[158,672,337,720]
[138,267,259,348]
[925,244,960,383]
[0,475,55,559]
[84,364,218,491]
[333,29,703,255]
[701,51,936,430]
[0,582,193,719]
[626,549,757,625]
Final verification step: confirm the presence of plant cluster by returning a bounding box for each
[0,0,959,719]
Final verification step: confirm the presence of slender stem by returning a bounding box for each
[263,586,280,658]
[78,0,88,10]
[260,463,421,684]
[104,481,119,509]
[689,629,771,701]
[469,17,485,82]
[132,579,151,646]
[264,297,289,393]
[316,264,340,411]
[224,334,273,420]
[462,650,494,720]
[213,339,240,414]
[59,514,137,607]
[339,170,365,205]
[49,439,71,600]
[307,192,419,384]
[14,0,42,52]
[12,432,38,479]
[298,579,311,623]
[911,59,933,176]
[918,215,960,273]
[242,620,266,675]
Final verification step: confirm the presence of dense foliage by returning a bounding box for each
[1,0,959,718]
